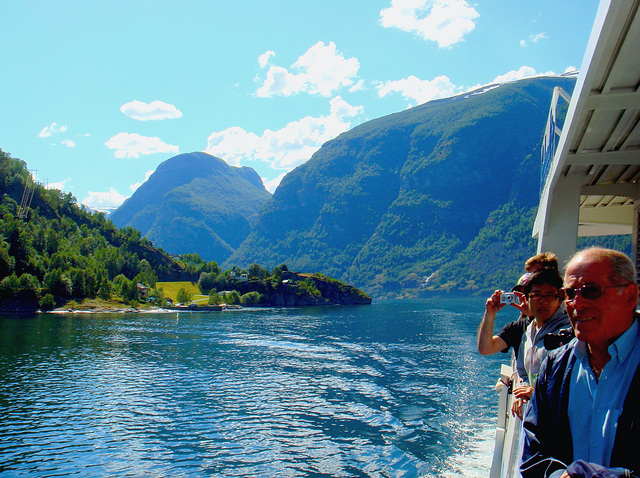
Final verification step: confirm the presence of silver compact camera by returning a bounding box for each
[500,292,520,305]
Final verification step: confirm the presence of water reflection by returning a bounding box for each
[0,300,504,477]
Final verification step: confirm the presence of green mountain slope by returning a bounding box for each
[110,152,271,263]
[0,149,194,310]
[224,77,579,297]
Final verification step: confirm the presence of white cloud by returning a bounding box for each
[104,132,179,158]
[206,96,363,172]
[521,32,547,47]
[258,50,275,68]
[120,100,183,121]
[256,66,306,97]
[380,0,479,48]
[491,66,555,84]
[532,32,547,43]
[130,169,156,192]
[376,66,562,107]
[206,127,261,164]
[39,122,67,138]
[61,139,76,148]
[256,41,360,97]
[46,178,71,191]
[349,79,366,92]
[263,172,287,193]
[462,66,558,95]
[81,187,129,212]
[376,74,462,106]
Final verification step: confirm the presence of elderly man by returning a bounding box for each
[521,248,640,478]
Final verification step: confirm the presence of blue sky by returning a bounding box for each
[0,0,600,212]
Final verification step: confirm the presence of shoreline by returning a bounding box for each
[47,304,234,314]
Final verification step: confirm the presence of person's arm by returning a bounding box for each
[521,353,570,478]
[511,384,534,419]
[477,290,508,355]
[559,461,637,478]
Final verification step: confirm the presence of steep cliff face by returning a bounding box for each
[225,76,577,297]
[110,152,271,263]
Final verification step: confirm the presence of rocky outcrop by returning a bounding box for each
[230,271,372,306]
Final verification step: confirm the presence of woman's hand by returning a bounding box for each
[511,385,534,419]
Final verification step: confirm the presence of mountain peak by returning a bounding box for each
[110,151,271,263]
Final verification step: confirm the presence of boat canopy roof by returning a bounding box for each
[534,0,640,264]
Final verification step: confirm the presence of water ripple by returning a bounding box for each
[0,299,504,477]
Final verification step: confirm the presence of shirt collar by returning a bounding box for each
[574,317,639,363]
[608,317,640,363]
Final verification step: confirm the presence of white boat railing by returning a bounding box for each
[539,86,571,198]
[490,364,523,478]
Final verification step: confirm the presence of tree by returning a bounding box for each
[179,253,205,274]
[302,279,321,298]
[0,273,19,300]
[177,287,192,304]
[221,290,241,305]
[83,268,98,298]
[272,266,284,283]
[98,277,112,300]
[241,291,264,306]
[40,293,56,311]
[127,279,139,302]
[101,247,124,280]
[135,259,157,288]
[208,290,221,305]
[113,274,137,301]
[17,273,41,302]
[0,241,15,280]
[148,287,166,306]
[43,268,73,298]
[69,268,86,298]
[198,271,218,294]
[248,263,269,279]
[203,260,220,275]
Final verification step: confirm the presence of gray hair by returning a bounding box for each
[568,247,637,285]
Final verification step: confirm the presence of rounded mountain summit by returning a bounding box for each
[109,152,271,264]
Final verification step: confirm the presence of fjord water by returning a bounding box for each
[0,299,510,477]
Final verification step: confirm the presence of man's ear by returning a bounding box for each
[623,283,639,307]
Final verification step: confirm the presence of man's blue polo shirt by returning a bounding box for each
[568,318,640,466]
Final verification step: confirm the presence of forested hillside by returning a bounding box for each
[225,77,580,297]
[0,149,369,310]
[0,149,194,311]
[110,152,271,264]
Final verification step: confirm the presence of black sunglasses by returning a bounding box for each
[562,284,631,300]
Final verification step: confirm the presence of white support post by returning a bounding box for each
[537,175,583,268]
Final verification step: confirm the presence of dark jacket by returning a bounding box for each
[521,338,640,477]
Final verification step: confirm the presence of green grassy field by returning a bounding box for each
[156,281,208,304]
